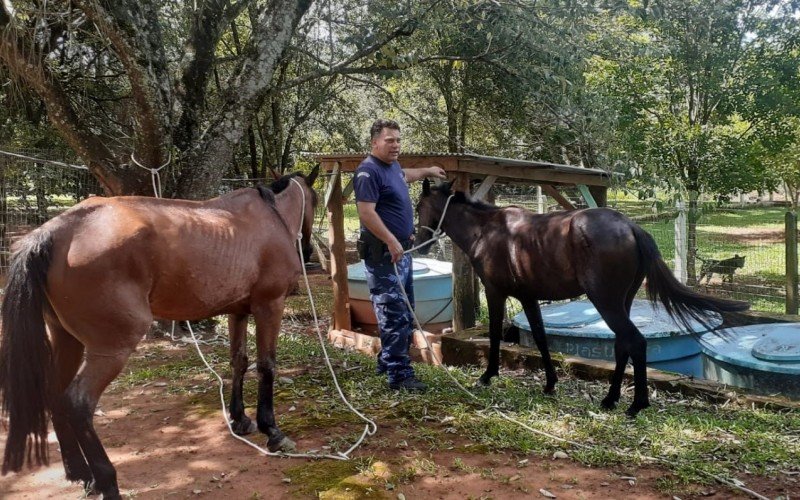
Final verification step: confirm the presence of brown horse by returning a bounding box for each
[415,181,748,417]
[0,167,319,499]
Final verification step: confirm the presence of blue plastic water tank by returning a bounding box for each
[700,323,800,399]
[512,299,721,377]
[347,257,453,328]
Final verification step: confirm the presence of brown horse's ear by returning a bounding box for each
[306,164,320,187]
[422,178,431,195]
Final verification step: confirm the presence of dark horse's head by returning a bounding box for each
[415,179,457,255]
[268,165,320,262]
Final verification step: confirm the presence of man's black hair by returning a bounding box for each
[370,119,400,140]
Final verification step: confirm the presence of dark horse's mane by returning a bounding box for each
[253,171,316,237]
[435,182,503,212]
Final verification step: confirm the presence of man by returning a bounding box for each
[354,119,446,392]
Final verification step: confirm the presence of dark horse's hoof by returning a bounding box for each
[267,435,296,453]
[600,397,618,410]
[98,486,122,500]
[77,478,100,497]
[231,417,258,435]
[64,466,94,490]
[625,402,650,418]
[475,377,492,388]
[543,383,557,395]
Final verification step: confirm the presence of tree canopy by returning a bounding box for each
[1,0,799,202]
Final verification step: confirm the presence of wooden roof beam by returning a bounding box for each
[456,160,609,187]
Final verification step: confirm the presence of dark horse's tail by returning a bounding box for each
[632,225,748,334]
[0,229,54,474]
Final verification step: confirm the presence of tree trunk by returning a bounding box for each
[248,126,259,180]
[0,160,7,270]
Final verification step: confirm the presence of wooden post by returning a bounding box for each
[786,211,798,315]
[540,185,576,210]
[326,164,351,330]
[674,201,688,284]
[452,172,476,331]
[587,185,607,207]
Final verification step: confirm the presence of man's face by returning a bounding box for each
[371,127,401,164]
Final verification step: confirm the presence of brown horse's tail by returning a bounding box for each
[632,225,749,334]
[0,229,54,474]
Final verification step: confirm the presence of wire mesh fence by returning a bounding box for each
[0,149,101,276]
[637,207,787,314]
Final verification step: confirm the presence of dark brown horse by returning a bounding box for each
[415,181,747,417]
[0,168,319,498]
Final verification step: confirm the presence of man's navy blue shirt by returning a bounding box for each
[354,155,414,240]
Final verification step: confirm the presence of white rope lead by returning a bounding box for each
[405,194,455,254]
[130,151,171,198]
[289,178,378,458]
[184,321,348,461]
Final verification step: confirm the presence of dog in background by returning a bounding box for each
[698,254,746,284]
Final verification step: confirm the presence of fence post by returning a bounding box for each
[537,185,544,214]
[674,201,688,284]
[452,172,477,331]
[786,211,798,315]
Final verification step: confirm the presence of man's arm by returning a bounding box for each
[402,166,447,183]
[357,201,405,263]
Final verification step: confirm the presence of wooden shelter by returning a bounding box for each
[315,153,611,357]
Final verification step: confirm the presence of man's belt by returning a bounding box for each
[357,230,412,264]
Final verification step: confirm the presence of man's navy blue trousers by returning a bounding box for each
[364,253,415,384]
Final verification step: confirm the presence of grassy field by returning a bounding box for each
[639,207,787,312]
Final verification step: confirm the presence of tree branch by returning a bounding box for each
[279,18,418,90]
[0,10,130,194]
[76,0,172,169]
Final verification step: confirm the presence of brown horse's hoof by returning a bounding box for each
[268,435,296,453]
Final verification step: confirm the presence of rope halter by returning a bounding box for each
[406,194,455,255]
